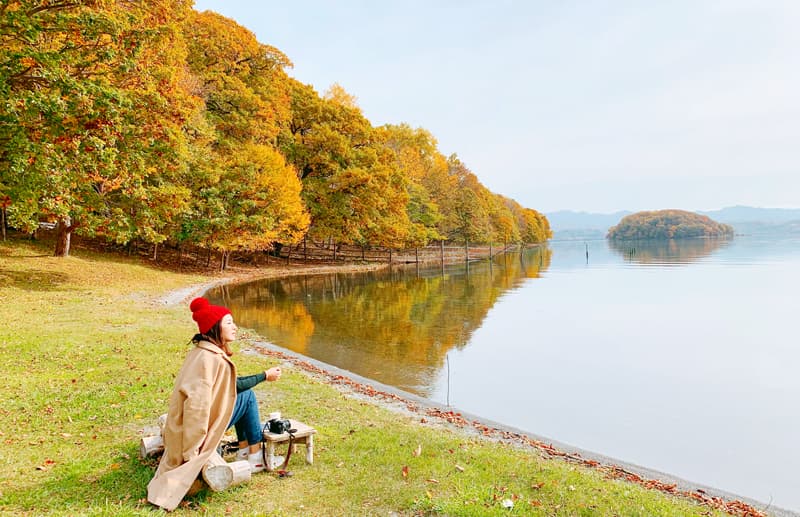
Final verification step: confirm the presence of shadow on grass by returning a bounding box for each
[1,448,213,514]
[0,268,71,291]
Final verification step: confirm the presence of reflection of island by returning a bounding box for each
[208,247,551,397]
[608,237,731,264]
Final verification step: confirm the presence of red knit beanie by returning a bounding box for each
[190,297,231,334]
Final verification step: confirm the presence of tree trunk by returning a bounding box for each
[1,207,6,241]
[464,239,469,262]
[54,217,74,257]
[152,243,158,261]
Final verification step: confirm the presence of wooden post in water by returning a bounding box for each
[465,239,469,262]
[440,240,444,267]
[303,236,307,260]
[415,247,419,264]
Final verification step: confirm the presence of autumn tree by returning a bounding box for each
[180,11,308,264]
[279,81,411,249]
[379,124,444,247]
[488,194,521,245]
[443,156,491,246]
[0,0,201,256]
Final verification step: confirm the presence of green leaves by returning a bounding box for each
[0,2,549,258]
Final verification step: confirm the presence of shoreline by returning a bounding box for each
[244,340,794,517]
[157,261,392,306]
[162,262,794,517]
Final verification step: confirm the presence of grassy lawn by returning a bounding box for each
[0,239,737,516]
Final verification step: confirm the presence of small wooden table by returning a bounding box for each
[262,419,316,471]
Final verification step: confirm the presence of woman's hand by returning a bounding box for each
[265,366,282,382]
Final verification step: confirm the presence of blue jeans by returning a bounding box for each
[228,389,262,446]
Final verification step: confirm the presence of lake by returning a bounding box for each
[207,236,800,511]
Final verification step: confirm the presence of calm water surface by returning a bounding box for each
[207,236,800,511]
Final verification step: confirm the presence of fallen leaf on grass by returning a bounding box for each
[412,443,422,457]
[426,478,439,484]
[35,459,55,471]
[454,464,465,472]
[531,482,545,489]
[401,465,409,479]
[530,500,542,507]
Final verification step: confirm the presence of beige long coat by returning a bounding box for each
[147,341,237,511]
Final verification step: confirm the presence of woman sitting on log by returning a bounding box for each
[148,297,281,511]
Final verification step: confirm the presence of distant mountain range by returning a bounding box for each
[546,206,800,240]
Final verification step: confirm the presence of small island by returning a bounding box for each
[607,209,734,240]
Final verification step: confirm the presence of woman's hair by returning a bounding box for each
[193,319,222,345]
[191,320,232,356]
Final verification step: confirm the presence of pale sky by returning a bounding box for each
[192,1,800,213]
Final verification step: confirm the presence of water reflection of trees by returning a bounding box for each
[209,246,551,396]
[607,238,731,265]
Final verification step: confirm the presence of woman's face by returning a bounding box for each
[219,314,237,344]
